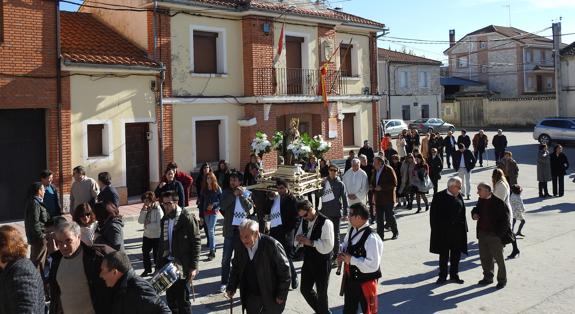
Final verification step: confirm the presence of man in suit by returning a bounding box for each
[430,177,468,285]
[472,130,489,167]
[97,172,120,208]
[457,130,471,149]
[371,156,398,240]
[453,143,477,200]
[227,219,291,313]
[443,131,457,168]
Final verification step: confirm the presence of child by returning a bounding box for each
[137,191,164,277]
[510,184,526,237]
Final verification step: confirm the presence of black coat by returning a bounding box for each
[429,155,443,180]
[457,135,471,149]
[95,217,125,251]
[110,270,171,314]
[443,135,457,152]
[266,192,299,234]
[0,258,45,314]
[157,208,201,277]
[358,146,375,164]
[453,149,476,172]
[492,134,507,151]
[227,235,291,313]
[49,244,112,314]
[97,185,120,208]
[429,190,468,255]
[24,197,49,243]
[550,152,569,176]
[155,180,185,208]
[471,196,513,244]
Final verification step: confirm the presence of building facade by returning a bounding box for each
[560,42,575,117]
[444,25,555,98]
[378,48,442,121]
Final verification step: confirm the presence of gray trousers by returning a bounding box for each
[478,234,507,283]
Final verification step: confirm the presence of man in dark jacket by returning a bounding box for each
[457,130,471,149]
[492,129,508,163]
[267,179,299,289]
[167,161,193,207]
[472,130,489,167]
[97,172,120,208]
[471,183,512,289]
[453,143,477,200]
[227,219,291,313]
[24,182,50,273]
[372,156,398,240]
[344,150,356,172]
[40,169,62,218]
[358,140,375,165]
[429,148,443,195]
[49,221,112,314]
[100,251,170,314]
[157,190,201,313]
[430,177,468,285]
[220,172,254,292]
[443,131,457,168]
[321,164,349,262]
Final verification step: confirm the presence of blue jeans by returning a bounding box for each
[204,214,217,251]
[221,227,239,285]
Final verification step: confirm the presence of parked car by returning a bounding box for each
[408,118,455,133]
[533,117,575,144]
[381,119,408,137]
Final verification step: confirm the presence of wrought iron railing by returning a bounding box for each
[252,68,347,96]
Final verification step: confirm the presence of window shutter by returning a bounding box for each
[87,124,104,157]
[193,31,218,73]
[340,44,353,77]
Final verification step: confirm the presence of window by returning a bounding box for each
[419,71,429,88]
[402,105,411,121]
[457,56,468,68]
[534,49,542,64]
[545,50,553,65]
[546,77,554,91]
[195,120,221,164]
[399,71,409,88]
[87,124,105,157]
[340,43,353,77]
[479,41,487,49]
[193,31,218,74]
[481,65,488,73]
[421,104,430,119]
[542,120,573,129]
[525,50,532,64]
[190,26,227,74]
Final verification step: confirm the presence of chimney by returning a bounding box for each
[449,29,455,47]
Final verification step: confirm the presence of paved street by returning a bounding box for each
[6,130,572,314]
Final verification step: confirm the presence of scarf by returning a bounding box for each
[269,195,282,228]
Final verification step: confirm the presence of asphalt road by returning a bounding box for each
[122,131,575,314]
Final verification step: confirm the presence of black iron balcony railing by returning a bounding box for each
[252,68,347,96]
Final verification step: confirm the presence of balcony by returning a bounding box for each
[252,68,347,96]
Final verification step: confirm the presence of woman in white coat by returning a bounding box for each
[492,169,520,259]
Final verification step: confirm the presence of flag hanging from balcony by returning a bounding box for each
[273,23,285,67]
[321,63,328,107]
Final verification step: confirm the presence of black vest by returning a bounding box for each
[347,227,382,282]
[243,255,260,296]
[303,213,331,262]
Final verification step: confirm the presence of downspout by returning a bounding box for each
[55,1,64,208]
[153,0,165,171]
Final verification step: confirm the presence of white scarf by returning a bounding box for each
[322,180,335,203]
[232,196,247,226]
[269,195,282,228]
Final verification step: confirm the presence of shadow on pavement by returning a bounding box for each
[528,202,575,214]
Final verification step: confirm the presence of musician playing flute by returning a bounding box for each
[337,203,383,314]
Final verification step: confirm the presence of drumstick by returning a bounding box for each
[229,295,233,314]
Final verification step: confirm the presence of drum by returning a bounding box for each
[149,262,181,294]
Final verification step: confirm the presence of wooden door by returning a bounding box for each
[459,98,484,128]
[286,36,303,94]
[342,113,355,146]
[0,109,46,221]
[125,123,150,197]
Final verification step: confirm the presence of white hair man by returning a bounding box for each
[429,177,468,285]
[227,219,291,313]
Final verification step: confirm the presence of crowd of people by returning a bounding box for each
[0,129,572,313]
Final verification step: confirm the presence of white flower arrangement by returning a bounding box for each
[251,131,272,157]
[312,134,332,158]
[287,139,312,160]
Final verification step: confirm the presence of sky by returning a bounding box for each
[61,0,575,64]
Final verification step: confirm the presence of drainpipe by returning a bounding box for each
[55,1,64,207]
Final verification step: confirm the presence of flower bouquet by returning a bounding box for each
[251,131,272,157]
[310,134,332,158]
[287,139,312,161]
[271,131,284,151]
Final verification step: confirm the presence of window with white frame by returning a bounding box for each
[87,123,110,157]
[457,56,468,68]
[399,71,409,88]
[190,26,227,74]
[418,71,429,88]
[479,41,487,49]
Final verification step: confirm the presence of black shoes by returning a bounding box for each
[436,277,447,285]
[515,232,525,238]
[507,250,520,259]
[478,278,494,286]
[466,195,471,200]
[450,276,464,284]
[391,233,398,240]
[496,282,506,289]
[291,277,299,290]
[207,250,216,261]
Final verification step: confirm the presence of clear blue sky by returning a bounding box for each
[61,0,575,63]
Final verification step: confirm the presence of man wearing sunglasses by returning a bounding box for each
[320,165,348,265]
[157,190,201,313]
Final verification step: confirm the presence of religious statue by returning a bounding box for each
[283,117,300,165]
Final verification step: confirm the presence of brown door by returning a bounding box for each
[196,120,220,165]
[286,36,303,94]
[125,123,150,197]
[0,109,46,221]
[536,75,543,92]
[343,113,355,146]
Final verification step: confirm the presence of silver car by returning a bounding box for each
[381,119,408,137]
[533,117,575,144]
[408,118,455,134]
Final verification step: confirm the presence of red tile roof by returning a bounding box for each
[183,0,384,28]
[378,48,442,65]
[60,12,160,68]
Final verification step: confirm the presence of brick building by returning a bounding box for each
[0,0,68,220]
[83,0,385,174]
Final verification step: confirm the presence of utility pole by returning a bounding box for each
[553,21,562,117]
